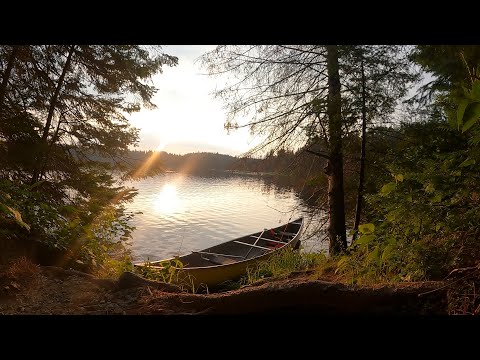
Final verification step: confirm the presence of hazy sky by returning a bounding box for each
[128,45,259,156]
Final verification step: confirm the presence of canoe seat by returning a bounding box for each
[279,231,297,237]
[202,254,238,265]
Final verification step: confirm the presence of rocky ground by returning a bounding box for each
[0,259,450,315]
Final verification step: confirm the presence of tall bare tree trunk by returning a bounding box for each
[352,56,367,243]
[325,45,347,255]
[31,45,75,184]
[0,46,19,116]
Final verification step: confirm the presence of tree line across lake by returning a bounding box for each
[121,148,323,175]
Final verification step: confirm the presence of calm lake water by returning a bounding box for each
[124,172,327,262]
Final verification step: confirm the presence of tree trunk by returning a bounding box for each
[41,45,75,142]
[0,46,19,116]
[31,45,75,184]
[325,45,347,255]
[38,115,64,179]
[352,56,367,243]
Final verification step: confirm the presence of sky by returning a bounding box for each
[128,45,427,156]
[128,45,259,156]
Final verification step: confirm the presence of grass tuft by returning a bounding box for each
[240,248,326,286]
[5,256,40,279]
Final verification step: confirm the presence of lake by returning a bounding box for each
[124,172,327,262]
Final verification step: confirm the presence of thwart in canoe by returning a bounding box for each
[134,217,304,288]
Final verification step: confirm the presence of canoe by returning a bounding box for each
[134,217,304,289]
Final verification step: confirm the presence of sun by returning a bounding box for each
[153,183,183,215]
[156,141,167,151]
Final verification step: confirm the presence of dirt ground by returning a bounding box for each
[0,259,449,315]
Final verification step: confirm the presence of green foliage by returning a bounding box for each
[338,119,480,284]
[0,45,177,272]
[74,204,136,274]
[136,258,184,284]
[0,179,63,244]
[239,248,325,286]
[411,46,480,142]
[355,234,375,246]
[0,178,137,273]
[96,253,134,279]
[454,80,480,133]
[410,45,480,106]
[135,258,203,292]
[461,102,480,132]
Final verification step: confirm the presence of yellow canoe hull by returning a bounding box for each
[176,236,301,289]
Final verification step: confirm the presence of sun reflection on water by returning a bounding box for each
[153,183,183,214]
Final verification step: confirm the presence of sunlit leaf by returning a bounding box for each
[367,246,380,263]
[6,206,30,231]
[358,223,375,234]
[394,174,404,182]
[356,234,375,245]
[471,80,480,99]
[462,102,480,133]
[459,158,475,167]
[380,182,396,196]
[425,183,435,194]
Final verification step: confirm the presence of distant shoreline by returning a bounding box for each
[157,169,280,177]
[224,169,278,177]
